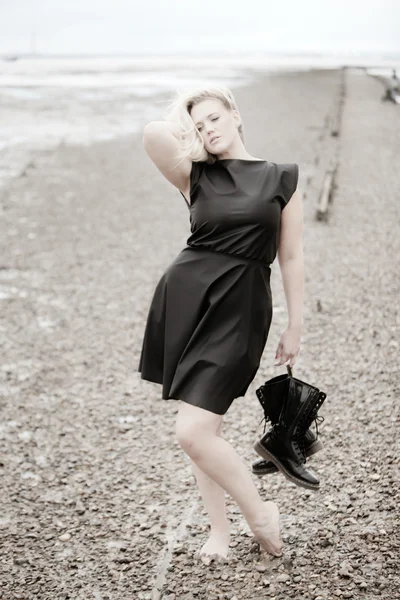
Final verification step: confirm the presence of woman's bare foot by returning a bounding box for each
[199,529,230,559]
[249,501,283,557]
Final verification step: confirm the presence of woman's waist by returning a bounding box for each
[182,244,271,268]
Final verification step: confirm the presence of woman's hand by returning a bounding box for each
[274,326,301,367]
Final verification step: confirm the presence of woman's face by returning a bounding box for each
[191,98,239,156]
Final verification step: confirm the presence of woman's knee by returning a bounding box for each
[175,401,222,456]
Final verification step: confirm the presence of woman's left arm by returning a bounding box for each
[274,188,304,366]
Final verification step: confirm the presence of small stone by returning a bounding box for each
[255,564,267,572]
[276,573,290,583]
[283,555,293,569]
[18,431,33,443]
[339,561,352,577]
[59,533,71,542]
[75,502,85,515]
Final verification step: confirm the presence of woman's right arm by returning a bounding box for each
[143,121,192,194]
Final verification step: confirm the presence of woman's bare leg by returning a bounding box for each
[176,401,282,557]
[189,419,231,557]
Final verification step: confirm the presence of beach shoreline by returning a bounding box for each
[0,65,345,191]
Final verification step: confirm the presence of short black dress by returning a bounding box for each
[138,158,299,415]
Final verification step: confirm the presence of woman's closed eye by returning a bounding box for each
[198,117,219,132]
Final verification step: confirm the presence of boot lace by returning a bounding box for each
[297,391,326,434]
[267,423,307,464]
[313,414,324,438]
[292,392,326,463]
[292,436,307,463]
[256,387,271,435]
[258,414,271,435]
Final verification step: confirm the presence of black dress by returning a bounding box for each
[138,158,299,415]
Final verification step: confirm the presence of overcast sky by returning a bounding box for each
[0,0,399,55]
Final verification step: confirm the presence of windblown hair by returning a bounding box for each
[163,86,245,168]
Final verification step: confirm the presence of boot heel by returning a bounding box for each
[253,441,279,467]
[254,440,270,460]
[307,439,323,456]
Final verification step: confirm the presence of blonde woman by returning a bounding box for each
[138,86,303,560]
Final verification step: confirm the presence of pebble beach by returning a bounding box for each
[0,66,399,599]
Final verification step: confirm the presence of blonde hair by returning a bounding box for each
[163,86,245,168]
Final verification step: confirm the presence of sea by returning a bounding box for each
[0,52,399,189]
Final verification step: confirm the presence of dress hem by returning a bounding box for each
[138,371,237,415]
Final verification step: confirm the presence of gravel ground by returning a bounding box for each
[0,68,399,600]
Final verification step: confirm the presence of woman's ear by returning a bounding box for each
[233,110,241,128]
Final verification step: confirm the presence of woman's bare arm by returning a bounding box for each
[277,189,304,330]
[143,121,192,194]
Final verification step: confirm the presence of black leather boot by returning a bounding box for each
[252,373,323,477]
[253,376,327,490]
[252,428,322,476]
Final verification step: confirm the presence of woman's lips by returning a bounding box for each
[210,137,220,144]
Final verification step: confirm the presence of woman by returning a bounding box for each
[138,86,303,560]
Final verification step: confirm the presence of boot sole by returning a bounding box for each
[252,439,323,477]
[252,466,278,477]
[253,441,320,491]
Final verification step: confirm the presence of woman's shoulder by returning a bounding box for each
[268,161,299,181]
[274,162,299,207]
